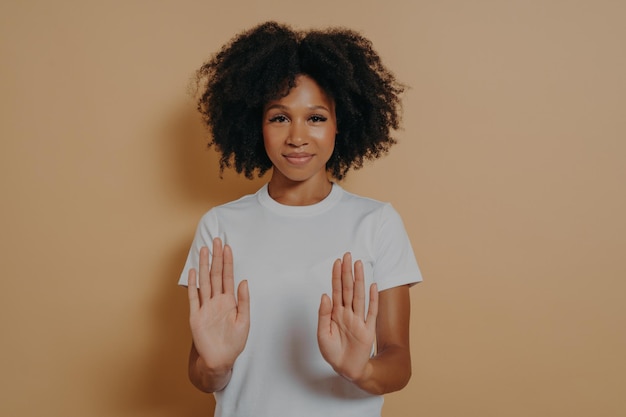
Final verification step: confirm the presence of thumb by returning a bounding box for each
[317,293,332,331]
[236,280,250,323]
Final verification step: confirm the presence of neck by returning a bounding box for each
[267,174,332,206]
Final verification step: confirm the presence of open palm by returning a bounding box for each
[188,238,250,371]
[317,252,379,382]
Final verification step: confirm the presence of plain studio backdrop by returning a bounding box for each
[1,1,624,416]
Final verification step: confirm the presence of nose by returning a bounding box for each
[286,120,308,147]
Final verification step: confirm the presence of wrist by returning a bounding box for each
[338,360,373,385]
[192,356,233,393]
[346,361,388,395]
[196,355,233,377]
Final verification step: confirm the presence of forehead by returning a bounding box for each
[266,75,334,109]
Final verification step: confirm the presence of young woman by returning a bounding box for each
[179,21,422,417]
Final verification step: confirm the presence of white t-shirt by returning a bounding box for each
[179,183,422,417]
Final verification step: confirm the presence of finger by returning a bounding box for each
[331,258,342,306]
[352,260,366,320]
[198,246,211,300]
[210,237,224,294]
[187,269,200,312]
[236,280,250,323]
[317,293,332,336]
[341,252,354,307]
[365,283,379,332]
[222,244,235,295]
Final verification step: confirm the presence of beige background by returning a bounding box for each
[1,1,624,416]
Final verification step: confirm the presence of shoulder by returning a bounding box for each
[215,190,260,212]
[335,186,411,245]
[197,188,263,225]
[336,185,399,218]
[337,185,384,208]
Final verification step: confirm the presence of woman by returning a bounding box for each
[179,21,422,417]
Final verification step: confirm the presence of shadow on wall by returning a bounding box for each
[117,101,266,416]
[166,99,268,208]
[132,244,218,417]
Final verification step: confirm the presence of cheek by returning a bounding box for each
[327,137,336,153]
[262,128,279,153]
[322,130,336,153]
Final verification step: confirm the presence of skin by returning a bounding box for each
[188,240,249,393]
[262,75,337,206]
[187,75,412,395]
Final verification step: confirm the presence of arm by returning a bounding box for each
[188,341,233,393]
[317,253,412,395]
[356,284,412,394]
[187,238,250,393]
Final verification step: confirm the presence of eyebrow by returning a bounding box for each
[264,104,332,112]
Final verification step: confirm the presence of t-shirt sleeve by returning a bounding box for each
[373,203,423,291]
[178,210,221,287]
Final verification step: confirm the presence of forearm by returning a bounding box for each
[351,344,412,395]
[188,343,233,393]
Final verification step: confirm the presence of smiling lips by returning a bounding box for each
[284,152,314,166]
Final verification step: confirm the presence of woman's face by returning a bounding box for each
[262,75,337,186]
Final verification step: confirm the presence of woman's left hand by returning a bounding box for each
[317,252,378,383]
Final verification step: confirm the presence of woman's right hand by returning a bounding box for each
[187,237,250,388]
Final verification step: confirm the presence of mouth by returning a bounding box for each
[283,153,314,166]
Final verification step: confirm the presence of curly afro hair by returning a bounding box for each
[195,21,405,180]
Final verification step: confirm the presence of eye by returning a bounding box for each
[309,115,328,123]
[268,114,289,123]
